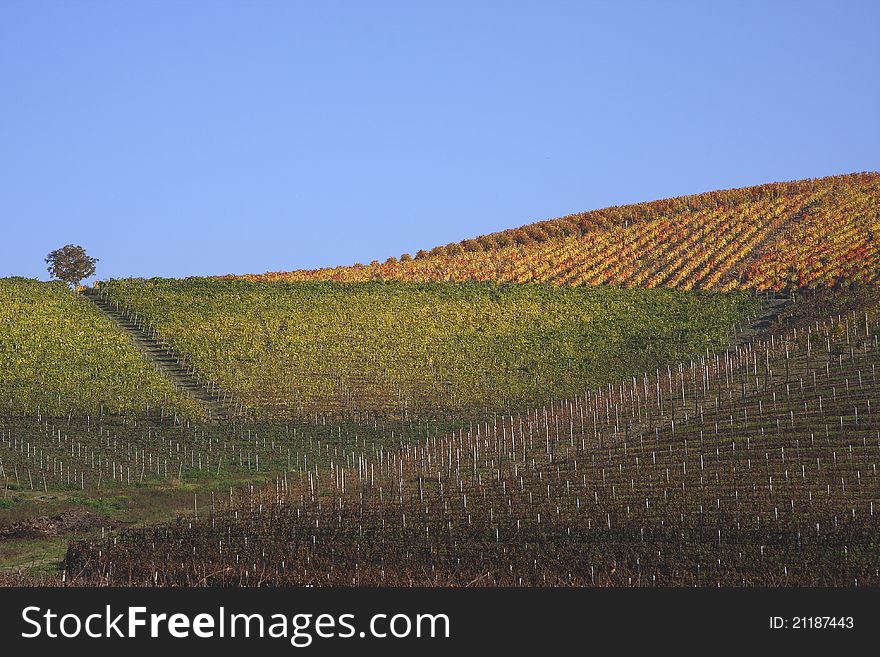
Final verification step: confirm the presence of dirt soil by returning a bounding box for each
[0,510,119,540]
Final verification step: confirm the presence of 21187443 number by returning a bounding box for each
[770,616,854,629]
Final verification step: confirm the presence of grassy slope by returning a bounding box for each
[0,278,200,418]
[100,279,760,419]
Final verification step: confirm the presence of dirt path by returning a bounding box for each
[82,289,235,420]
[733,294,793,347]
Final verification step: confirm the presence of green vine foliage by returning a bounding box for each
[0,278,201,419]
[101,278,760,421]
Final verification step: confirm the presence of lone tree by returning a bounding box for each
[45,244,98,292]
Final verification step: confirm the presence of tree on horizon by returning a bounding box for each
[45,244,98,293]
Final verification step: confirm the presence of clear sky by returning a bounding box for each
[2,1,878,283]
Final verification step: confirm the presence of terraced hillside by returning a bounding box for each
[0,278,200,419]
[236,172,880,292]
[96,279,759,420]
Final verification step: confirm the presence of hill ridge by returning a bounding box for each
[229,172,880,292]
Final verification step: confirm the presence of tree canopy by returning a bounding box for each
[45,244,98,290]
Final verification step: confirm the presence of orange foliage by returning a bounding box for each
[221,173,880,292]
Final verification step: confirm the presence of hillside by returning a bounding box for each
[0,278,199,419]
[66,304,880,586]
[96,280,758,420]
[4,175,879,587]
[233,172,880,292]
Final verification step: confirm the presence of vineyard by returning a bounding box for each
[0,278,200,419]
[0,414,381,496]
[95,279,759,420]
[3,173,880,588]
[234,172,880,292]
[0,406,417,577]
[62,305,880,586]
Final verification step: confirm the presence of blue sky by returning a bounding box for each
[2,0,878,282]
